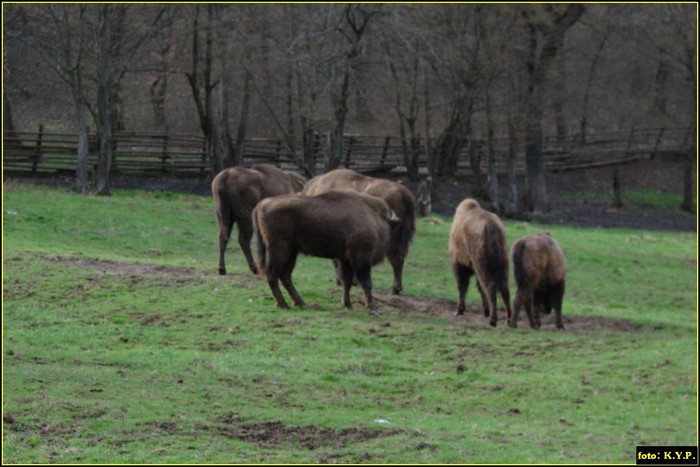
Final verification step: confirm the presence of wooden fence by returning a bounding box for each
[3,125,693,178]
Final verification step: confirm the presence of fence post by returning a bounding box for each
[626,127,636,150]
[201,138,207,175]
[650,126,665,159]
[161,134,169,174]
[344,136,354,168]
[33,124,44,173]
[381,136,390,169]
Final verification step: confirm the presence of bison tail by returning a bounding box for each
[252,207,267,277]
[214,180,234,240]
[511,241,527,288]
[481,222,509,286]
[396,191,417,257]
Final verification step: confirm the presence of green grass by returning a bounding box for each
[563,186,695,214]
[3,182,697,464]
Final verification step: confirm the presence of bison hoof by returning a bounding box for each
[249,267,258,275]
[489,319,497,327]
[391,285,402,295]
[218,268,227,275]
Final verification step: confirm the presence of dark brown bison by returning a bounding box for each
[448,198,512,327]
[302,168,416,295]
[253,190,398,315]
[510,231,567,330]
[212,164,306,275]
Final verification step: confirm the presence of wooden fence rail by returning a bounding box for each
[3,126,693,177]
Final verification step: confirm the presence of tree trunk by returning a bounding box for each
[233,69,252,167]
[433,99,469,179]
[522,3,585,213]
[680,153,695,213]
[72,76,91,194]
[95,5,113,196]
[580,32,608,142]
[485,87,500,212]
[186,4,221,176]
[327,62,350,171]
[553,56,568,143]
[507,116,519,215]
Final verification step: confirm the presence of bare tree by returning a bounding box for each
[186,4,221,175]
[87,4,163,195]
[383,9,423,180]
[520,4,585,213]
[326,4,380,171]
[11,4,92,193]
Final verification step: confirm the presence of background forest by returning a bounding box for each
[2,3,696,210]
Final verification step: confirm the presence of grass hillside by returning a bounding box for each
[3,182,697,464]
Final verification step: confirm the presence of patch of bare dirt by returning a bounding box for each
[215,412,411,450]
[42,255,209,277]
[375,293,642,333]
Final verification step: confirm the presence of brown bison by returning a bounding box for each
[253,190,398,315]
[448,198,512,327]
[212,164,306,275]
[302,168,416,295]
[510,231,567,330]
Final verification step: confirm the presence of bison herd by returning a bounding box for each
[212,164,567,330]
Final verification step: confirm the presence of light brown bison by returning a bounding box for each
[510,231,567,330]
[448,198,512,327]
[253,190,398,315]
[302,168,416,295]
[212,164,306,275]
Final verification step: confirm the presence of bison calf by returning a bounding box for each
[212,164,306,275]
[253,190,397,315]
[510,231,567,330]
[448,198,512,327]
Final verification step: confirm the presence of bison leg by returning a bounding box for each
[550,281,566,330]
[338,260,355,309]
[237,219,258,275]
[267,277,290,309]
[279,253,306,308]
[510,289,523,328]
[499,282,513,325]
[217,218,234,275]
[354,262,380,317]
[479,282,499,327]
[453,263,473,316]
[521,290,540,330]
[476,281,490,318]
[264,247,296,309]
[388,253,404,295]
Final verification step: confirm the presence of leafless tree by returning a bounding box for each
[520,4,585,213]
[11,4,92,192]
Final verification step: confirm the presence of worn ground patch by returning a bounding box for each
[375,293,642,333]
[215,412,412,451]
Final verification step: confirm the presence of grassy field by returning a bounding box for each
[3,181,697,464]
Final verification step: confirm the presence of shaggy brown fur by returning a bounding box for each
[212,164,306,275]
[448,198,512,327]
[510,231,567,330]
[303,168,416,295]
[253,190,396,315]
